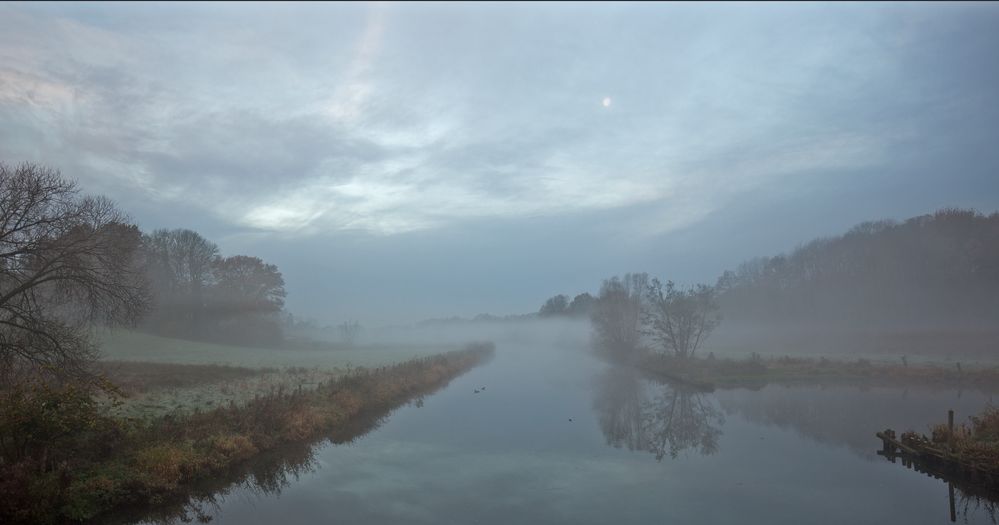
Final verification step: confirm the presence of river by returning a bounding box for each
[133,337,999,525]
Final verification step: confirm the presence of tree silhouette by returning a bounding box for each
[0,162,148,381]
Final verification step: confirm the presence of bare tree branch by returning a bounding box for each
[0,162,149,384]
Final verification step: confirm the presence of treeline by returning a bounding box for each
[281,316,364,347]
[1,162,287,388]
[716,208,999,330]
[541,273,722,362]
[140,229,286,346]
[416,312,539,326]
[536,293,595,318]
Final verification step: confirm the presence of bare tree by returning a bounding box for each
[338,320,361,346]
[0,163,148,381]
[642,278,720,360]
[141,228,218,336]
[590,273,648,357]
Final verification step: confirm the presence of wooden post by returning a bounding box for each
[949,482,956,522]
[948,409,957,453]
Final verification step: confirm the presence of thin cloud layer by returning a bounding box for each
[2,2,998,322]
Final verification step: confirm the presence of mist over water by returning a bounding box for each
[130,333,998,525]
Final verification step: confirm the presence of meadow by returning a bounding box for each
[95,331,462,418]
[98,330,454,369]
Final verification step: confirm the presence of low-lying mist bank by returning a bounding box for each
[326,314,997,368]
[705,321,999,363]
[637,351,999,391]
[360,314,999,366]
[294,317,594,350]
[98,330,461,370]
[0,344,494,524]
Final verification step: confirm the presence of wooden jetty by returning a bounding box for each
[876,410,999,522]
[877,411,999,485]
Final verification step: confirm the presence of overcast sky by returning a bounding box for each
[2,2,998,325]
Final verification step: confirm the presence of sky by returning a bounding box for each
[2,2,999,325]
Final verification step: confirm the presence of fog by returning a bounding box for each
[4,2,999,525]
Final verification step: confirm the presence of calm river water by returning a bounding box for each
[136,338,999,525]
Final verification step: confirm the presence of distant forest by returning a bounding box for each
[716,208,999,330]
[140,229,286,346]
[538,208,999,345]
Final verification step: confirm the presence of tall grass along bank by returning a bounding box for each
[0,342,494,524]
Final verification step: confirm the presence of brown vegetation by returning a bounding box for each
[917,407,999,466]
[0,343,493,523]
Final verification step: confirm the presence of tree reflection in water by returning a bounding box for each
[594,368,724,461]
[117,443,320,525]
[957,490,999,524]
[110,396,412,524]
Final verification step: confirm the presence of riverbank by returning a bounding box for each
[876,407,999,503]
[639,352,999,390]
[0,343,494,524]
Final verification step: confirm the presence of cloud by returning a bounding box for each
[2,3,999,321]
[2,2,949,238]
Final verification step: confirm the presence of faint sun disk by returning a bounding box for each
[602,96,612,108]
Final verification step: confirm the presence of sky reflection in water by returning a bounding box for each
[140,343,999,525]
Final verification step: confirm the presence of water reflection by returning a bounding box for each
[958,492,999,525]
[877,441,999,524]
[109,395,429,524]
[717,384,997,459]
[111,345,999,525]
[108,443,320,525]
[593,368,724,461]
[594,364,999,523]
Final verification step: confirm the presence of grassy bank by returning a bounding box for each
[97,361,344,420]
[96,361,271,394]
[95,331,467,420]
[639,352,999,389]
[0,343,494,524]
[909,407,999,467]
[99,330,454,369]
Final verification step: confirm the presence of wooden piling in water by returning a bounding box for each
[949,482,956,522]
